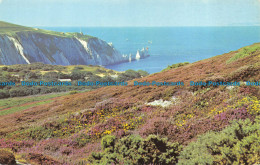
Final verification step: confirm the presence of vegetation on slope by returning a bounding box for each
[0,93,66,116]
[0,63,149,99]
[226,43,260,64]
[0,21,33,34]
[179,118,260,165]
[161,62,190,72]
[89,134,182,164]
[0,21,93,41]
[0,43,259,164]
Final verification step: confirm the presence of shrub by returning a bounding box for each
[43,72,59,80]
[137,70,149,77]
[1,66,8,71]
[74,66,84,70]
[89,134,182,165]
[69,91,79,95]
[101,135,115,150]
[9,87,31,97]
[0,89,10,99]
[178,118,260,165]
[0,149,16,165]
[117,69,141,81]
[101,75,116,82]
[162,62,189,72]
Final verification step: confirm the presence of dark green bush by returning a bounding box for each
[1,66,8,71]
[89,134,182,165]
[137,70,149,77]
[162,62,189,72]
[74,66,84,70]
[101,135,116,150]
[43,72,59,80]
[178,118,260,165]
[69,91,79,95]
[117,69,143,82]
[101,75,116,82]
[0,89,10,99]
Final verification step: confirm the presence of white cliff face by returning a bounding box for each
[75,37,94,59]
[7,36,31,64]
[0,32,150,66]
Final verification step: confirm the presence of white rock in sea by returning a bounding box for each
[129,53,132,62]
[136,50,141,60]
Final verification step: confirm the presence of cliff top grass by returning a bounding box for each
[0,21,93,41]
[0,21,33,34]
[0,63,119,76]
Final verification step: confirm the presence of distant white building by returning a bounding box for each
[110,75,118,78]
[12,74,20,78]
[58,79,71,82]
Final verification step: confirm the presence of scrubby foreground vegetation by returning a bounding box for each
[0,43,259,164]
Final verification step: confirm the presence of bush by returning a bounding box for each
[0,89,10,99]
[117,69,142,81]
[0,149,16,165]
[43,72,59,80]
[1,66,8,71]
[178,118,260,165]
[101,75,115,82]
[89,134,182,165]
[162,62,189,72]
[101,135,115,150]
[74,66,84,70]
[69,91,79,95]
[137,70,149,77]
[9,87,31,97]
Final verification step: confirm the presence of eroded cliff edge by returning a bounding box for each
[0,21,149,65]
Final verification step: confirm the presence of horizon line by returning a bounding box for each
[36,25,260,28]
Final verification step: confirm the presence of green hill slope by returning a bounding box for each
[0,21,93,39]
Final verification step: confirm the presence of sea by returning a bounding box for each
[42,27,260,73]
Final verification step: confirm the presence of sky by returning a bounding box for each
[0,0,260,27]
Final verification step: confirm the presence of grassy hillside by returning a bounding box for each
[0,21,93,40]
[0,43,259,164]
[0,21,33,33]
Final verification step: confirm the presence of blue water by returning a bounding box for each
[42,27,260,73]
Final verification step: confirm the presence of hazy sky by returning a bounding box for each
[0,0,260,27]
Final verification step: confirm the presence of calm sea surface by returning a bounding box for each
[43,27,260,73]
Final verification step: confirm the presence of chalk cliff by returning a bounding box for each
[0,21,149,66]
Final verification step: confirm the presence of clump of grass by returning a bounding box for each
[162,62,189,72]
[227,44,260,64]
